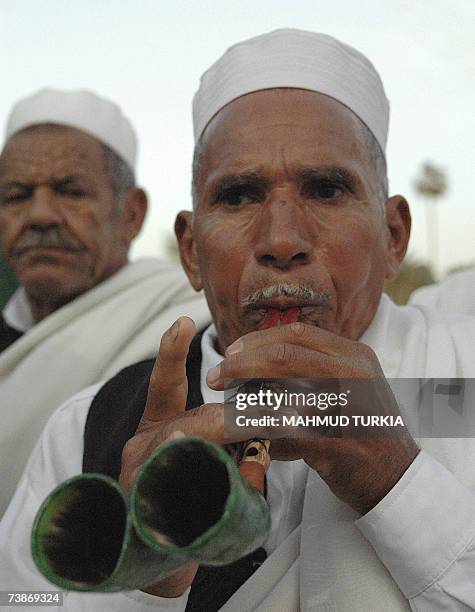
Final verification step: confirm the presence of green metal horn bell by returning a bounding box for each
[31,437,270,591]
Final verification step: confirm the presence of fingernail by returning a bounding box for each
[168,431,186,440]
[226,340,243,356]
[169,319,180,341]
[207,364,221,386]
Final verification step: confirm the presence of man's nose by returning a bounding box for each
[27,186,62,229]
[254,195,312,270]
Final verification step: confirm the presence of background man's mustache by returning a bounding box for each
[241,282,331,309]
[12,227,84,254]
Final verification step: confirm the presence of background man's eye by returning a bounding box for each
[58,187,87,198]
[2,193,28,205]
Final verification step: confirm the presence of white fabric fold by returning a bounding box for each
[410,269,475,317]
[212,295,475,610]
[220,526,301,612]
[297,296,475,610]
[0,258,210,516]
[356,450,475,599]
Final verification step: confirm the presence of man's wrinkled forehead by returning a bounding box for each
[0,125,106,183]
[193,28,389,155]
[198,89,372,181]
[202,88,365,146]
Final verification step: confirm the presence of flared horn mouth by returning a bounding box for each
[132,437,270,564]
[32,437,271,591]
[32,475,128,590]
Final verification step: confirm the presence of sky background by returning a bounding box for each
[1,0,473,278]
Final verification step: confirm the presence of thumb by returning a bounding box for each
[141,316,196,424]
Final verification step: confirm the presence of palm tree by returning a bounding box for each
[384,258,434,305]
[413,162,448,279]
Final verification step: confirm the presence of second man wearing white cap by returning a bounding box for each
[0,89,209,516]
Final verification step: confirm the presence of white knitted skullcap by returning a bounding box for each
[193,28,389,153]
[5,88,137,171]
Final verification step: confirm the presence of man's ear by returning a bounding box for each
[120,187,148,244]
[175,210,203,291]
[384,195,411,280]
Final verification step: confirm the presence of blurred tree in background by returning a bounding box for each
[413,162,448,279]
[384,259,435,305]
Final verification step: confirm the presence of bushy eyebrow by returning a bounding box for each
[297,167,358,191]
[209,166,360,204]
[1,181,30,190]
[1,175,86,191]
[211,172,271,203]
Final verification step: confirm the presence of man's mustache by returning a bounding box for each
[12,227,84,254]
[241,282,331,311]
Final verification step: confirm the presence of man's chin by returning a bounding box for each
[20,270,91,305]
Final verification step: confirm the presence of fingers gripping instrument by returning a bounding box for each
[238,305,299,490]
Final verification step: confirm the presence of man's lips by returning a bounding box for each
[260,306,301,329]
[13,246,84,256]
[244,302,330,331]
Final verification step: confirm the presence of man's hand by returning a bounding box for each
[207,322,419,515]
[118,317,250,597]
[118,316,200,597]
[119,317,229,491]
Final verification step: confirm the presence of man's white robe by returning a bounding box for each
[0,258,210,516]
[222,296,475,611]
[0,295,474,610]
[410,269,475,316]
